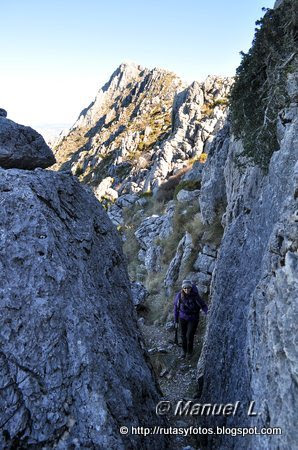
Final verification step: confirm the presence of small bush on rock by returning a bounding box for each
[229,0,296,170]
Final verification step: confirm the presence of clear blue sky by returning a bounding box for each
[1,0,275,129]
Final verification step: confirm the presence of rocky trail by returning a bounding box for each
[140,317,207,449]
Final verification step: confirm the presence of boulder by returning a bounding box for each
[131,281,149,307]
[116,193,139,208]
[176,189,200,203]
[0,117,56,169]
[202,243,217,258]
[94,176,117,201]
[0,168,166,449]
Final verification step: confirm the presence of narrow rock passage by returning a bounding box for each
[140,319,207,449]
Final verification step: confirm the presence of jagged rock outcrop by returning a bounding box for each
[53,63,232,227]
[164,232,193,294]
[0,163,166,447]
[197,68,297,449]
[53,62,183,184]
[142,76,232,193]
[0,115,56,169]
[135,201,175,274]
[199,123,230,225]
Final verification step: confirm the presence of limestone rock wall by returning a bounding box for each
[197,76,297,449]
[0,167,166,449]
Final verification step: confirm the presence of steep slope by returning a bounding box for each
[53,62,183,184]
[54,63,232,200]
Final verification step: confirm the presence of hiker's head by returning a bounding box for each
[182,279,192,294]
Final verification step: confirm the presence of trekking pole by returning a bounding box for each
[174,296,181,345]
[174,321,179,345]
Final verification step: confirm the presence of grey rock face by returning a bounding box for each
[176,189,200,203]
[135,202,175,274]
[181,160,204,183]
[164,232,193,293]
[0,168,165,449]
[199,124,230,225]
[193,253,215,274]
[274,0,285,8]
[0,117,56,169]
[131,281,149,308]
[197,87,298,448]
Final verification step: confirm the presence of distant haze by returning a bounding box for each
[34,124,71,146]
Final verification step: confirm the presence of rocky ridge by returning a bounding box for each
[53,63,233,303]
[54,63,232,213]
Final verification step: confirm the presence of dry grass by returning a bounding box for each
[145,271,165,295]
[121,194,225,326]
[122,226,140,280]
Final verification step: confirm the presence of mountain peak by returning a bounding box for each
[118,61,144,73]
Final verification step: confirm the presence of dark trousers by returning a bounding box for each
[180,318,199,354]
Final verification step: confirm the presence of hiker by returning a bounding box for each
[174,279,208,358]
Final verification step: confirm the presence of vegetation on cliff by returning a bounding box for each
[229,0,297,169]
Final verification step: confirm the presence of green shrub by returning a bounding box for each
[212,98,229,107]
[139,191,153,198]
[229,1,297,170]
[122,226,140,279]
[74,164,84,177]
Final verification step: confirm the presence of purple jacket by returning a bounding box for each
[174,286,208,322]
